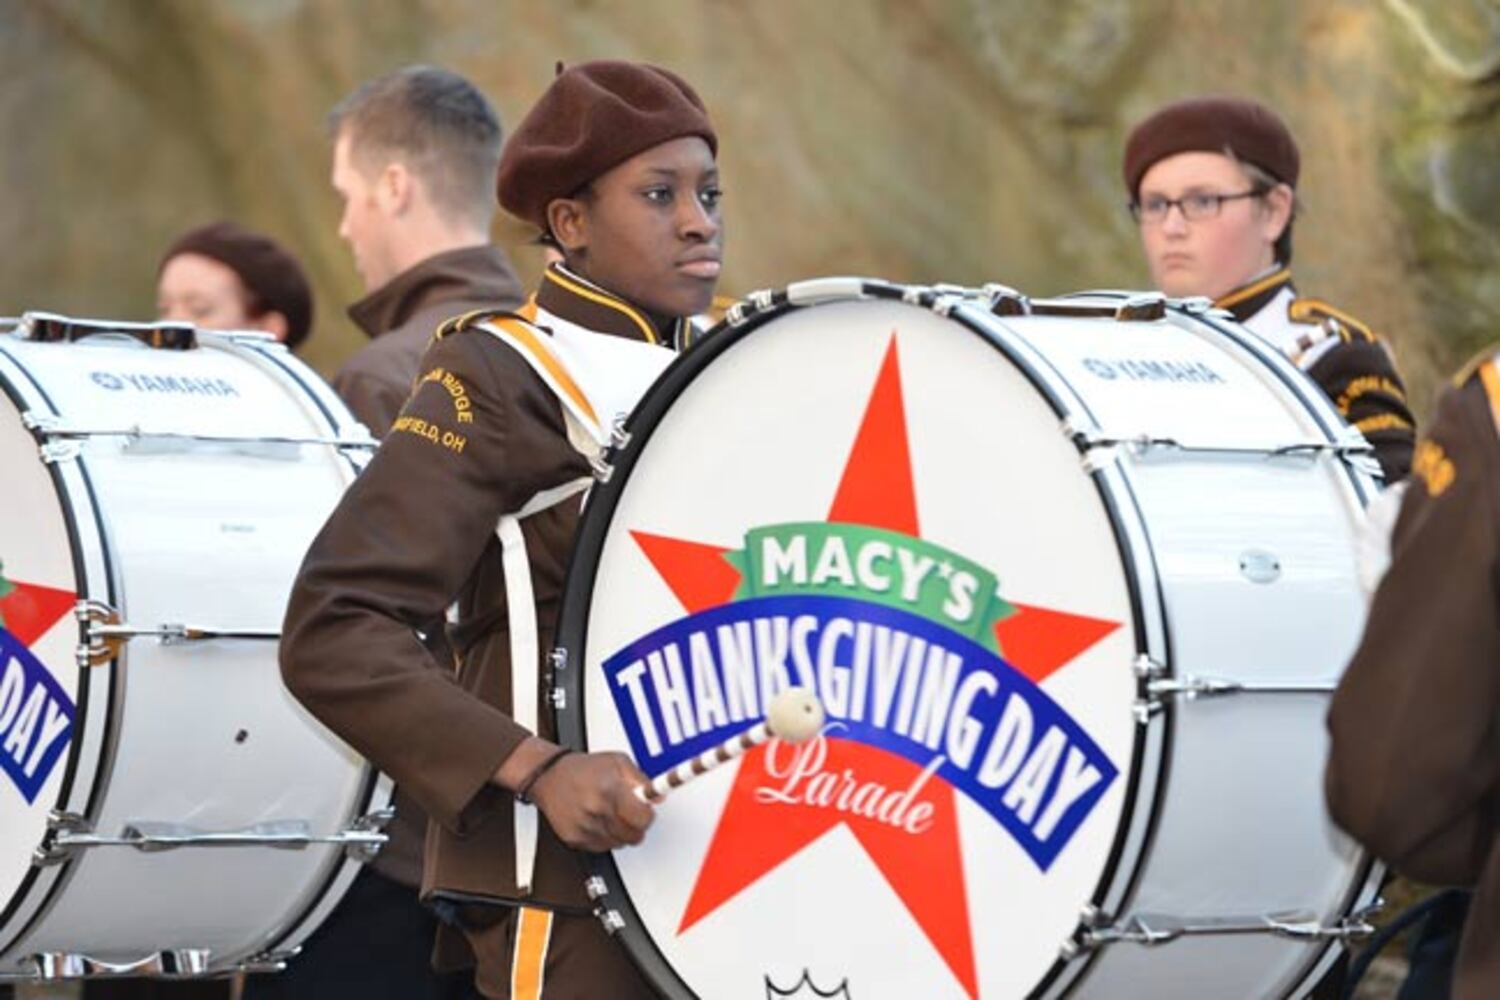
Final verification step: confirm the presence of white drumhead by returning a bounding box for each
[0,373,81,912]
[582,299,1138,998]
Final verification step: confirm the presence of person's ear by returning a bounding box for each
[378,161,413,215]
[255,311,290,342]
[1261,182,1294,244]
[547,198,590,254]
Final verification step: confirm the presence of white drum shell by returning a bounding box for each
[0,328,388,977]
[994,305,1377,999]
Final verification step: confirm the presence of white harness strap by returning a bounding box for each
[477,316,670,893]
[496,477,595,893]
[495,513,541,892]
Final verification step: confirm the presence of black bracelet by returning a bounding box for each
[515,747,574,805]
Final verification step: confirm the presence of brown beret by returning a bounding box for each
[497,60,718,231]
[160,221,314,350]
[1123,96,1300,197]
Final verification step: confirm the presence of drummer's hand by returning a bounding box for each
[530,750,656,852]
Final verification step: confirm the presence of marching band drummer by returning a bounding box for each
[1326,352,1500,1000]
[157,221,314,352]
[1122,96,1417,482]
[280,60,724,999]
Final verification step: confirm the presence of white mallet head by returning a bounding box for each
[766,686,825,744]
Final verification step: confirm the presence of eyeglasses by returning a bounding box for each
[1129,188,1266,224]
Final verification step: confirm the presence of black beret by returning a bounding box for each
[160,221,314,350]
[497,60,717,231]
[1123,96,1300,197]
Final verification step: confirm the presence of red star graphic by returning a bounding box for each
[629,335,1119,999]
[0,578,76,647]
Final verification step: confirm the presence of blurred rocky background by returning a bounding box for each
[1,0,1497,417]
[2,3,1495,997]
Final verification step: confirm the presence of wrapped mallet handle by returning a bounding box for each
[635,686,825,803]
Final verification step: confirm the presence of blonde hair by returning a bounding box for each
[1232,154,1299,264]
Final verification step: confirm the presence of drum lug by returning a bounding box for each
[235,947,301,975]
[75,600,125,667]
[343,806,397,862]
[1081,446,1121,473]
[589,453,615,483]
[1059,903,1110,959]
[584,876,627,935]
[982,284,1031,316]
[1058,417,1114,471]
[1131,656,1164,724]
[609,414,632,451]
[21,411,59,432]
[747,288,779,311]
[18,948,212,979]
[40,439,82,464]
[1114,293,1168,322]
[33,810,91,865]
[1176,296,1221,316]
[597,908,627,936]
[547,648,568,710]
[928,293,962,318]
[22,411,74,462]
[1132,655,1166,679]
[1341,897,1384,936]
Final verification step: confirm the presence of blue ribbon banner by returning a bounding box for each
[0,628,75,805]
[602,595,1117,871]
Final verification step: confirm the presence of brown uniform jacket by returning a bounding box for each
[1219,268,1417,481]
[327,244,523,889]
[1326,354,1500,1000]
[282,267,682,959]
[333,245,525,436]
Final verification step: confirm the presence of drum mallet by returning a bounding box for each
[635,687,825,803]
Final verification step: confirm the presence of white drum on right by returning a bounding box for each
[551,279,1381,999]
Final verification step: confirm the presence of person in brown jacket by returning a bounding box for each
[327,65,526,437]
[1327,349,1500,1000]
[281,60,724,998]
[249,67,528,1000]
[1123,96,1416,482]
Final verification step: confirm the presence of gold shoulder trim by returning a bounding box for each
[1451,342,1500,387]
[434,307,526,341]
[1214,268,1291,311]
[1287,297,1376,343]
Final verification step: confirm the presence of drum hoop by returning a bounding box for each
[553,283,1176,998]
[0,342,119,957]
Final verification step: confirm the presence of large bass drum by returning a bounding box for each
[0,314,390,982]
[554,280,1383,999]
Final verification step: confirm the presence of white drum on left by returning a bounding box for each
[0,314,390,982]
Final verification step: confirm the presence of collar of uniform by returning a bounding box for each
[536,264,688,347]
[347,244,523,340]
[1213,266,1293,324]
